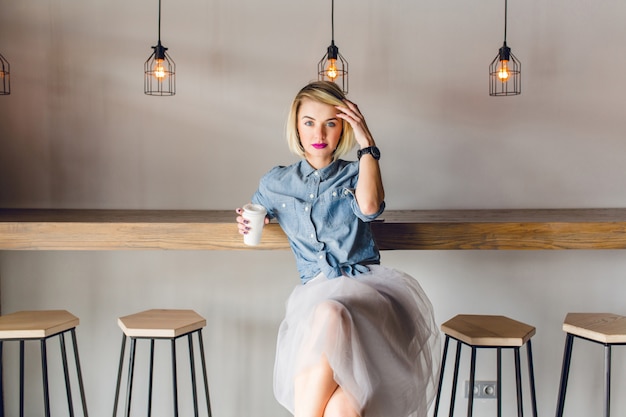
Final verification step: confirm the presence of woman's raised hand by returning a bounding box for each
[335,99,376,149]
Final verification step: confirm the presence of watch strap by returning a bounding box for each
[357,146,380,160]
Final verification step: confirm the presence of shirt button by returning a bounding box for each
[304,206,309,212]
[281,203,286,208]
[319,254,324,259]
[332,191,337,197]
[310,233,315,239]
[344,189,349,195]
[309,194,315,199]
[314,171,319,176]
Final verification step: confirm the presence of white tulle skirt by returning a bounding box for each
[273,265,441,417]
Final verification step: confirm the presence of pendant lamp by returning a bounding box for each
[144,0,175,96]
[489,0,521,96]
[0,52,9,95]
[318,0,348,94]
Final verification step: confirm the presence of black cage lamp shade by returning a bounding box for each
[317,0,348,94]
[489,0,521,96]
[0,52,9,95]
[144,0,175,96]
[145,41,175,96]
[489,43,520,96]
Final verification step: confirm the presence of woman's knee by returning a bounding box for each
[313,300,346,326]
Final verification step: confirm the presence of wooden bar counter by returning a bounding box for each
[1,208,626,251]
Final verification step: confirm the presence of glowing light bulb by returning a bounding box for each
[498,60,510,81]
[153,59,166,79]
[325,59,338,81]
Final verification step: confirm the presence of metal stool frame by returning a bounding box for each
[433,334,538,417]
[555,333,626,417]
[112,328,212,417]
[0,327,88,417]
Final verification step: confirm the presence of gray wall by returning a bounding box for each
[1,1,626,416]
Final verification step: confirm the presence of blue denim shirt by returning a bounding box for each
[252,159,384,284]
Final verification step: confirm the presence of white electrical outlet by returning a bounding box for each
[464,380,498,399]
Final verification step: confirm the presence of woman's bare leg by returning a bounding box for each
[324,386,359,417]
[294,301,359,417]
[294,354,338,417]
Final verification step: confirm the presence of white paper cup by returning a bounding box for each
[242,203,267,246]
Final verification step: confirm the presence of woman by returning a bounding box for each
[236,81,440,417]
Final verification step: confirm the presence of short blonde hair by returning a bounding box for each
[286,81,356,160]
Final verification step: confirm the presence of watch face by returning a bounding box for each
[371,147,380,158]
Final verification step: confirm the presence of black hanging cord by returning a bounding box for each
[503,0,508,43]
[331,0,335,42]
[158,0,162,42]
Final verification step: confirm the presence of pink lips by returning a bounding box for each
[312,143,328,149]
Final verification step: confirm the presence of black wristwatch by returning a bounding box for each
[357,146,381,160]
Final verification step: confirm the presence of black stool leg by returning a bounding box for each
[467,347,476,417]
[188,333,199,417]
[59,332,76,417]
[433,335,451,417]
[197,330,212,417]
[496,348,502,417]
[20,340,24,417]
[124,337,137,417]
[604,344,611,417]
[148,339,155,417]
[112,334,127,417]
[19,340,24,417]
[171,339,179,417]
[514,347,523,417]
[449,340,463,417]
[555,333,574,417]
[69,328,89,417]
[41,339,51,417]
[526,340,538,417]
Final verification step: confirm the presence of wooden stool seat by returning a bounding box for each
[0,310,88,417]
[0,310,79,339]
[556,312,626,417]
[112,309,212,417]
[434,314,538,417]
[441,314,536,347]
[562,312,626,344]
[118,309,206,338]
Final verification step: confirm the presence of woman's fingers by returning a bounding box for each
[236,207,269,235]
[336,101,374,147]
[235,208,249,235]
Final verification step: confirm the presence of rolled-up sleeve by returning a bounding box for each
[347,188,385,222]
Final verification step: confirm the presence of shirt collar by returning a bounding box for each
[299,159,342,181]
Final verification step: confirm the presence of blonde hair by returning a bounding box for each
[286,81,356,160]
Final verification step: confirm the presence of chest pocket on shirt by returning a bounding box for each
[320,187,355,229]
[273,198,300,235]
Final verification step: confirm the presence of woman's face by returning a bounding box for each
[297,98,343,169]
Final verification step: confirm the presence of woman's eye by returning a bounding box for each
[327,121,337,127]
[304,121,313,126]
